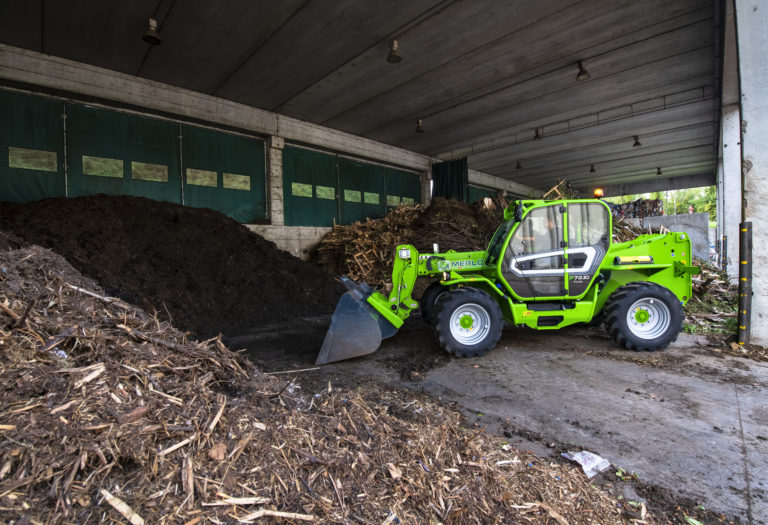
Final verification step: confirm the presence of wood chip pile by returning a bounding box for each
[312,197,507,289]
[1,235,647,523]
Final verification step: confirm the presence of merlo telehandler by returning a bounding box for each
[317,199,699,365]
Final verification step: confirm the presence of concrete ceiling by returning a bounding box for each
[0,0,721,195]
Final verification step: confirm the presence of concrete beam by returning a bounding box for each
[0,44,537,197]
[582,173,715,197]
[720,105,742,280]
[468,169,540,198]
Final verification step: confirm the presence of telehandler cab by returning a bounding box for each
[317,199,699,365]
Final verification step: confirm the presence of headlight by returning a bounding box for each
[398,248,411,259]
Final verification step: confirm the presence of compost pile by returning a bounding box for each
[0,235,655,524]
[0,195,343,338]
[313,197,507,289]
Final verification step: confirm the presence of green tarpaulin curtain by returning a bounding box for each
[432,157,468,201]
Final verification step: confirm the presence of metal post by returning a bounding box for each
[737,222,752,345]
[721,234,727,271]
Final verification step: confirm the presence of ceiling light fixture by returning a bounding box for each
[516,160,522,170]
[387,40,401,63]
[576,60,590,81]
[143,18,161,45]
[633,135,641,148]
[590,164,596,173]
[533,128,543,141]
[415,119,425,133]
[656,167,663,176]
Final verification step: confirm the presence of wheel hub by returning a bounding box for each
[449,303,490,345]
[626,298,671,340]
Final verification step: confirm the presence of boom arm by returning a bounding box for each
[365,246,488,329]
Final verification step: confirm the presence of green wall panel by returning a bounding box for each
[339,157,385,225]
[282,146,338,226]
[468,185,496,204]
[66,104,181,203]
[181,125,266,222]
[0,91,65,202]
[384,167,421,211]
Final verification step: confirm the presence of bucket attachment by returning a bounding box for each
[316,276,399,365]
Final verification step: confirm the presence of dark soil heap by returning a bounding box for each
[0,195,343,338]
[0,237,655,523]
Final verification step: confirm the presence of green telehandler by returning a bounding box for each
[316,198,699,365]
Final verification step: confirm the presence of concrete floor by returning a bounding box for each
[240,321,768,524]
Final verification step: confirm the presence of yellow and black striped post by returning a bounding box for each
[737,222,752,345]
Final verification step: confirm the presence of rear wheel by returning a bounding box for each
[434,288,503,358]
[419,281,449,326]
[603,282,683,351]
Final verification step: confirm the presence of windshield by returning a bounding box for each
[485,217,515,265]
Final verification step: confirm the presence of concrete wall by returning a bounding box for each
[625,213,710,260]
[247,225,331,260]
[0,44,542,263]
[0,44,538,199]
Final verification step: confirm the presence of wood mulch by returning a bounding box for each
[0,234,653,523]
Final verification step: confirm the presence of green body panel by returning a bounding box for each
[364,199,698,333]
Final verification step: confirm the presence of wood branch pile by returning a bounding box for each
[541,179,580,200]
[610,198,664,219]
[685,259,737,333]
[0,233,646,523]
[691,259,735,302]
[312,197,507,289]
[611,218,646,243]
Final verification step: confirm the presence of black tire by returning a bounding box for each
[602,282,683,351]
[433,288,503,358]
[419,281,449,326]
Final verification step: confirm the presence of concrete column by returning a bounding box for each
[715,156,724,264]
[735,0,768,344]
[720,104,742,279]
[421,171,432,206]
[266,136,285,226]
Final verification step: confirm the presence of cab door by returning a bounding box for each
[565,201,610,298]
[501,204,566,299]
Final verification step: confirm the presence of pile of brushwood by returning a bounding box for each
[1,233,665,523]
[684,258,738,335]
[313,197,507,289]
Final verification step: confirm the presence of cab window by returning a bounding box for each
[568,202,609,248]
[509,206,563,255]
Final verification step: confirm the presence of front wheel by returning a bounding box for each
[419,281,449,326]
[602,282,683,351]
[433,288,503,358]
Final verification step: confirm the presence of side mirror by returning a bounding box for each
[514,200,523,222]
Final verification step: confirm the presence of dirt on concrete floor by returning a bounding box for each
[238,319,767,524]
